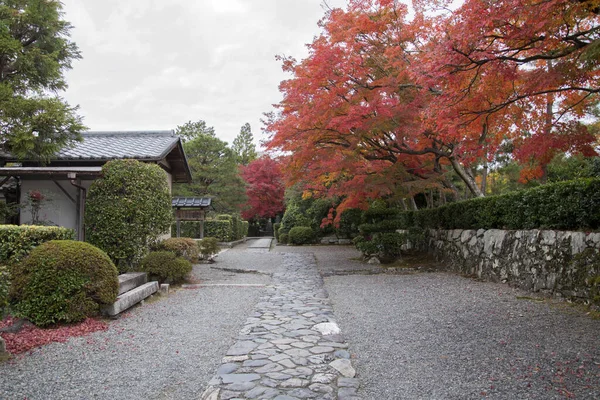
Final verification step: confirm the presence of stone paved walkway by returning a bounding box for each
[201,252,360,400]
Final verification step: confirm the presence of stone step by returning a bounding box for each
[117,272,148,295]
[104,281,158,317]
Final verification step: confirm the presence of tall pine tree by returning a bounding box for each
[0,0,85,161]
[232,123,257,166]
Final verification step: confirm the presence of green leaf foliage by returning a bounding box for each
[0,0,85,160]
[197,237,219,259]
[10,240,118,326]
[401,178,600,231]
[0,264,10,316]
[279,233,289,244]
[85,159,173,271]
[0,224,74,264]
[336,208,363,239]
[288,226,315,245]
[172,120,246,213]
[139,251,192,283]
[154,237,199,263]
[232,122,257,166]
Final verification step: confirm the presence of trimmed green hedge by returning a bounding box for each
[172,215,248,241]
[0,225,75,264]
[399,178,600,231]
[288,226,315,245]
[154,237,199,263]
[139,251,192,283]
[11,240,118,326]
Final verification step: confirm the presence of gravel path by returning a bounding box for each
[321,256,600,399]
[0,244,279,400]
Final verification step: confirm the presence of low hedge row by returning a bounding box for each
[0,225,75,264]
[397,178,600,231]
[172,215,248,242]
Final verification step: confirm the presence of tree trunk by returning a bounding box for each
[450,156,484,197]
[443,177,461,201]
[481,162,488,195]
[410,196,418,210]
[401,198,408,211]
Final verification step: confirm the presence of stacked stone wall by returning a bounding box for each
[426,229,600,304]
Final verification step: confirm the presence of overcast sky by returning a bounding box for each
[60,0,347,147]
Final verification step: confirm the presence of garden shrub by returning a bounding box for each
[396,178,600,231]
[198,237,219,260]
[0,225,74,264]
[279,233,289,244]
[273,223,281,240]
[85,159,173,271]
[205,219,234,241]
[354,232,405,263]
[139,251,192,283]
[280,203,311,234]
[0,265,10,317]
[288,226,315,245]
[155,237,199,263]
[336,208,363,239]
[10,240,118,327]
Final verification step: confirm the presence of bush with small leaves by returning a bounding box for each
[10,240,118,327]
[198,237,219,260]
[0,265,10,317]
[288,226,315,245]
[85,159,173,271]
[279,233,289,244]
[155,237,199,263]
[139,251,192,283]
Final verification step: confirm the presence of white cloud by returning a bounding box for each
[60,0,348,145]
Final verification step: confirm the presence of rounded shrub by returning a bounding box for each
[10,240,118,327]
[139,251,192,283]
[198,237,219,260]
[155,237,199,263]
[288,226,315,245]
[279,233,289,244]
[85,159,173,271]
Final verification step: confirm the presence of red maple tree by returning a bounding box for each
[240,156,285,220]
[265,0,599,219]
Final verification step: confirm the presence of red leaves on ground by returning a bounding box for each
[0,316,108,355]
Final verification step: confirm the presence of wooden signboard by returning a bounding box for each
[176,209,205,221]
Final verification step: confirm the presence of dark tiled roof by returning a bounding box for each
[172,197,212,208]
[57,131,179,160]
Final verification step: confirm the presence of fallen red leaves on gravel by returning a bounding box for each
[0,316,108,354]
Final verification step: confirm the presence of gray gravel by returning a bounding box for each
[325,271,600,399]
[0,246,281,400]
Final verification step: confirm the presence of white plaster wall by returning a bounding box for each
[20,179,93,231]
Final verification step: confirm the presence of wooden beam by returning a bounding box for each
[52,180,76,204]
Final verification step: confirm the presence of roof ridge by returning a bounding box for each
[82,130,175,137]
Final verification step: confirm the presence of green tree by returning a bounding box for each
[85,160,173,271]
[0,0,85,160]
[232,122,257,165]
[173,120,246,213]
[175,120,215,142]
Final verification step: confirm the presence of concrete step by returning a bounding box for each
[104,281,158,317]
[117,272,148,295]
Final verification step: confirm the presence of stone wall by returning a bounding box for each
[427,229,600,304]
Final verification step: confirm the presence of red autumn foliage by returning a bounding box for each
[240,156,285,220]
[0,316,108,355]
[265,0,599,217]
